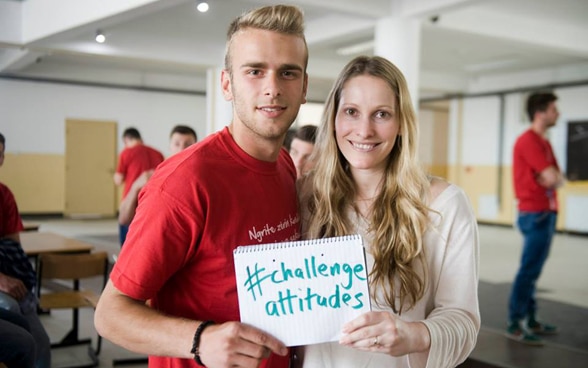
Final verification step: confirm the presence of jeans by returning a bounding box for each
[0,308,36,368]
[508,211,557,322]
[0,292,51,368]
[119,223,129,246]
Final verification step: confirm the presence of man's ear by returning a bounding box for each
[301,73,308,105]
[221,69,233,101]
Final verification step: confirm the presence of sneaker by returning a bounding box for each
[527,320,559,335]
[505,322,544,346]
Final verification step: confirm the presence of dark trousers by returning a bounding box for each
[508,211,557,322]
[119,223,129,246]
[0,308,36,368]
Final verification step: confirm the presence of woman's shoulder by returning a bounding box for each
[428,176,451,204]
[427,177,474,216]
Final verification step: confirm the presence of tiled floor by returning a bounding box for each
[27,217,588,367]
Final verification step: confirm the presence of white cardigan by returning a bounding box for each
[300,184,480,368]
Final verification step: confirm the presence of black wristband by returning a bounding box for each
[191,320,215,366]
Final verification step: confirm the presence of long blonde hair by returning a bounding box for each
[302,56,430,313]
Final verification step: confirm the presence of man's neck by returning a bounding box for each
[228,123,283,162]
[126,139,142,148]
[530,120,547,137]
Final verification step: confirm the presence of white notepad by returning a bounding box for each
[233,234,370,346]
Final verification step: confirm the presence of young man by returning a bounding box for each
[0,132,52,368]
[113,127,164,245]
[288,124,317,178]
[118,125,198,226]
[506,92,563,345]
[95,5,308,368]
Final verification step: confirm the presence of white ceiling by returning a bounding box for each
[1,0,587,102]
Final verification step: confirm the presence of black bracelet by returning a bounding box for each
[191,320,215,366]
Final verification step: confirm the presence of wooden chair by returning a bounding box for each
[37,251,109,367]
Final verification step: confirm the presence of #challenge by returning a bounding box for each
[243,255,367,316]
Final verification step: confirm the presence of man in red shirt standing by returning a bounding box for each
[506,92,564,345]
[95,5,307,367]
[114,127,164,245]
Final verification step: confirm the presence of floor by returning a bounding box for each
[26,217,588,367]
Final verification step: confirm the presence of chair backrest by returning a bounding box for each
[38,251,108,282]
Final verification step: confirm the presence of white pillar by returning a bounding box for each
[374,16,421,108]
[206,67,233,135]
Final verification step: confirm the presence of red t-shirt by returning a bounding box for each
[513,129,559,212]
[116,144,164,198]
[0,182,24,239]
[111,127,298,368]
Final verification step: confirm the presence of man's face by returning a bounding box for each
[169,133,196,155]
[289,138,315,178]
[542,101,560,127]
[221,28,307,144]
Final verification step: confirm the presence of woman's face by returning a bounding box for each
[335,75,400,175]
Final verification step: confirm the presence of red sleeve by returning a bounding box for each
[116,149,129,176]
[0,184,24,238]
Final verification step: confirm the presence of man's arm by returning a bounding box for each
[537,165,564,189]
[2,232,20,243]
[113,172,124,186]
[95,281,288,365]
[95,281,197,358]
[118,170,153,225]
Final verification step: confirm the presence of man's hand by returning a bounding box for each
[0,272,28,300]
[130,170,154,192]
[198,321,288,368]
[537,166,564,189]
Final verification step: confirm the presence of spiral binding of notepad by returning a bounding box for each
[234,234,362,254]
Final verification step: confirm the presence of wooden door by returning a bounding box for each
[65,119,117,217]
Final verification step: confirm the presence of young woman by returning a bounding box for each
[297,56,480,368]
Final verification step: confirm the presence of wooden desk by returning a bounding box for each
[20,232,96,315]
[20,232,94,256]
[22,221,41,232]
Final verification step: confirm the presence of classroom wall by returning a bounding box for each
[441,86,588,232]
[0,78,206,213]
[2,74,587,233]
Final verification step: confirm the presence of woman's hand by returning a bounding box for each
[338,311,430,356]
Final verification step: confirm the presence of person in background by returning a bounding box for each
[169,124,198,156]
[289,124,317,178]
[297,56,480,368]
[95,4,308,367]
[118,125,198,226]
[506,91,563,345]
[0,132,51,368]
[113,127,164,245]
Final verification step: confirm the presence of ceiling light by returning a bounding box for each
[196,1,209,12]
[95,30,106,43]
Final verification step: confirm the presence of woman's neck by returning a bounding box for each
[352,168,384,218]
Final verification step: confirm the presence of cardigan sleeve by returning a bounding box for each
[409,185,481,368]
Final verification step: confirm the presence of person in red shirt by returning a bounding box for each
[114,127,164,245]
[95,5,308,368]
[0,132,51,368]
[506,92,564,345]
[117,125,198,226]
